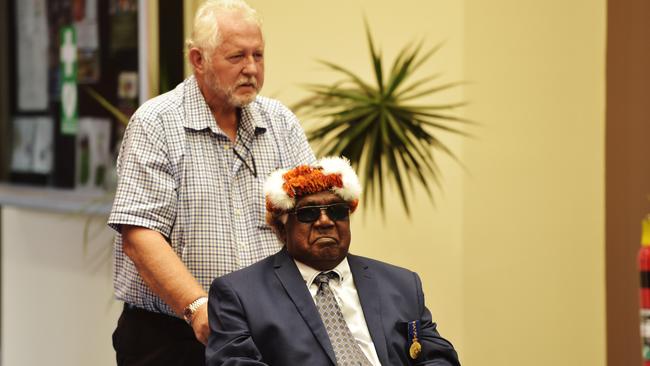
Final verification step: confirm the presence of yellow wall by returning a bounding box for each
[462,0,606,365]
[184,1,606,365]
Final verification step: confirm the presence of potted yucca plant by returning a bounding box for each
[293,22,471,216]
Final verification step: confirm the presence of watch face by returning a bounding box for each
[183,308,193,322]
[183,297,207,324]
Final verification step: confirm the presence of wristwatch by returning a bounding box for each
[183,296,208,324]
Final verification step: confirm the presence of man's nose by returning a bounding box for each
[313,208,335,228]
[242,56,258,74]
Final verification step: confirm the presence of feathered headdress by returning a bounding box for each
[264,156,362,213]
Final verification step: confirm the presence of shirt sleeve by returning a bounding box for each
[107,113,178,238]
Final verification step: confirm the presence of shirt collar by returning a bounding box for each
[182,75,268,136]
[294,257,350,286]
[240,99,268,134]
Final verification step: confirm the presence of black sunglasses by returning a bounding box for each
[291,203,350,223]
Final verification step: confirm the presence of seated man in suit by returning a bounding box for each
[206,157,460,366]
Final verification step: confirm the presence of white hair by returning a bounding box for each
[186,0,262,58]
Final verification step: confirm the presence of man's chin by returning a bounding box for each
[315,247,346,262]
[229,92,258,107]
[313,255,346,271]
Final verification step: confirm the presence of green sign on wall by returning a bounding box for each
[59,26,78,135]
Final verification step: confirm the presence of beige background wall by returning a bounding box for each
[462,0,606,365]
[1,208,121,365]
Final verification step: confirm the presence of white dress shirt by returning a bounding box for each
[294,258,382,366]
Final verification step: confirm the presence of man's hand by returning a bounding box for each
[191,303,210,345]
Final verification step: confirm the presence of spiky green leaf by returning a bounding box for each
[293,23,470,217]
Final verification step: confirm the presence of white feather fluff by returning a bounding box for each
[263,168,294,210]
[264,157,362,212]
[319,156,361,201]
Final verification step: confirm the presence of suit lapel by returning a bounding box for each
[348,255,390,365]
[273,248,337,365]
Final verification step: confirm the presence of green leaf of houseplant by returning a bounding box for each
[293,22,471,216]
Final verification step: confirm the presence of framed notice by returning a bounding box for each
[75,117,111,191]
[15,0,49,111]
[10,116,54,174]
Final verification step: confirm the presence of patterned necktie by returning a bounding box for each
[313,272,373,366]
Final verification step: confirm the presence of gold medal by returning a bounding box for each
[409,339,421,359]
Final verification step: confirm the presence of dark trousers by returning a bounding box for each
[113,303,205,366]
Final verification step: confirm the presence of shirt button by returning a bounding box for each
[224,144,230,150]
[235,209,241,216]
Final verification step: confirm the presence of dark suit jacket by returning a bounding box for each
[206,248,460,365]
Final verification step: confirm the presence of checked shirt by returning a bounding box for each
[108,76,315,315]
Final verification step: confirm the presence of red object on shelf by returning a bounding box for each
[639,216,650,365]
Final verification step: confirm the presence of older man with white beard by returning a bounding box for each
[107,1,315,365]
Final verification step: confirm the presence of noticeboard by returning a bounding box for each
[7,0,140,189]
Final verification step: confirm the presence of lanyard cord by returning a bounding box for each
[233,141,257,178]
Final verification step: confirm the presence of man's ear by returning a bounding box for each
[276,214,291,245]
[277,222,288,244]
[188,48,205,73]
